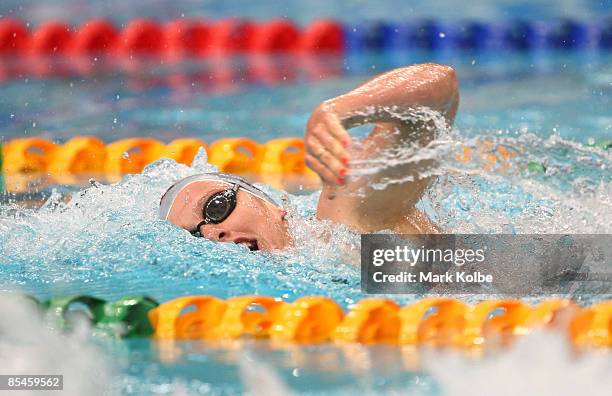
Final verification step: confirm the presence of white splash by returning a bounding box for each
[0,294,115,395]
[425,331,612,396]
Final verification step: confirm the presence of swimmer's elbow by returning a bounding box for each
[424,64,459,120]
[423,63,458,91]
[392,63,458,97]
[421,62,456,77]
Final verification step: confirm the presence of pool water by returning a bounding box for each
[0,45,611,396]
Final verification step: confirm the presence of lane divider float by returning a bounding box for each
[0,17,344,58]
[0,18,609,83]
[1,17,610,59]
[0,136,321,192]
[3,294,610,348]
[1,136,609,193]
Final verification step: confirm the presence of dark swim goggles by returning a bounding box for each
[159,173,279,236]
[191,184,240,236]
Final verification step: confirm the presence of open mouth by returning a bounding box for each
[237,239,259,251]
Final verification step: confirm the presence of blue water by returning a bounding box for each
[0,0,610,24]
[0,2,611,393]
[0,52,610,143]
[0,49,610,393]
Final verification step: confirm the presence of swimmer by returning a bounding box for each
[160,63,459,251]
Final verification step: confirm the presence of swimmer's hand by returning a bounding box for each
[305,64,458,187]
[305,104,351,186]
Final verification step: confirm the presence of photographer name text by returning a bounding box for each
[372,271,493,283]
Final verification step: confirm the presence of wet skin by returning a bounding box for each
[165,63,459,250]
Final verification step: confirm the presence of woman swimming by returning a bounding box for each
[159,63,459,251]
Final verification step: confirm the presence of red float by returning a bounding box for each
[117,18,164,56]
[71,19,118,54]
[164,19,212,57]
[209,19,256,54]
[300,19,344,53]
[0,18,29,55]
[250,19,300,53]
[29,21,73,55]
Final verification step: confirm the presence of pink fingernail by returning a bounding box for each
[341,156,349,165]
[336,177,345,184]
[342,138,350,147]
[339,168,348,176]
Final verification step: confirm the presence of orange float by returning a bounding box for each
[399,297,467,346]
[260,137,308,174]
[148,296,227,340]
[212,296,286,339]
[461,299,532,348]
[104,138,165,176]
[259,137,320,188]
[162,138,206,165]
[332,298,400,344]
[270,296,344,344]
[569,301,612,348]
[207,138,263,174]
[47,136,106,179]
[2,137,58,174]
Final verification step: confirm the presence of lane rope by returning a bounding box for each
[1,136,609,193]
[1,17,610,58]
[4,293,610,348]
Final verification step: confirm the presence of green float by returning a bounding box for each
[96,296,159,338]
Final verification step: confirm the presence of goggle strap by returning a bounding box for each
[191,220,208,236]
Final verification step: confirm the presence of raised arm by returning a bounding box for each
[305,63,459,233]
[305,63,458,185]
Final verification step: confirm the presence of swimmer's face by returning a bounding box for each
[164,180,292,251]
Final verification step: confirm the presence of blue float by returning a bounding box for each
[408,20,448,50]
[455,21,491,50]
[546,19,587,49]
[501,20,535,50]
[343,21,397,51]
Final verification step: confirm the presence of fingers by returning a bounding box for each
[323,113,351,148]
[305,154,340,185]
[310,123,348,165]
[305,134,347,185]
[305,108,353,186]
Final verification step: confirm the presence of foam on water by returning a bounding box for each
[0,118,610,303]
[0,295,115,395]
[426,331,612,396]
[234,331,612,396]
[0,112,610,394]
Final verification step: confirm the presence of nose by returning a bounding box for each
[218,230,254,244]
[201,227,248,244]
[217,230,229,242]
